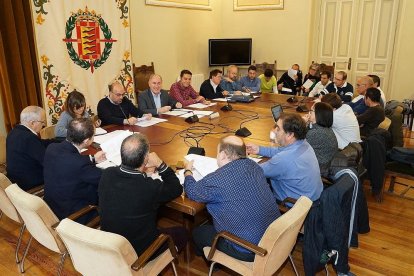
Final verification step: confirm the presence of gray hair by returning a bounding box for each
[20,106,44,125]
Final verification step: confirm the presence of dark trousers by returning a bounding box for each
[192,224,255,262]
[150,226,188,261]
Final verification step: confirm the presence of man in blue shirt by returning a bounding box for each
[239,65,261,92]
[348,76,373,115]
[220,65,242,95]
[184,135,280,262]
[247,113,323,202]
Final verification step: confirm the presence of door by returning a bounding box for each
[314,0,399,93]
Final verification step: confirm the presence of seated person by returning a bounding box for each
[357,88,385,137]
[44,118,106,224]
[308,71,332,98]
[220,65,242,95]
[199,69,228,99]
[258,69,277,93]
[99,133,187,258]
[55,90,101,138]
[184,135,280,262]
[325,71,354,102]
[368,74,386,106]
[348,76,373,115]
[321,93,361,149]
[247,113,323,202]
[138,74,182,116]
[6,106,56,191]
[170,69,209,106]
[98,81,151,126]
[277,63,303,95]
[303,102,338,176]
[302,63,321,94]
[239,65,261,92]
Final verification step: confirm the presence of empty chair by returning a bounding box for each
[56,218,178,276]
[40,125,56,139]
[203,196,312,276]
[0,173,25,264]
[133,62,155,96]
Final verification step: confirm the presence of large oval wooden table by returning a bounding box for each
[94,93,313,264]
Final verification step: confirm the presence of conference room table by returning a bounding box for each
[95,93,314,264]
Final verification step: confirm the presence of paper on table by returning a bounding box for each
[163,109,192,116]
[281,87,293,93]
[95,127,107,136]
[248,156,262,163]
[288,68,298,80]
[176,169,204,184]
[187,103,216,109]
[302,79,314,89]
[94,130,132,145]
[184,154,218,177]
[212,98,230,102]
[100,130,133,165]
[135,117,167,127]
[96,159,117,169]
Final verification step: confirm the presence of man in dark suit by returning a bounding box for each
[6,106,55,191]
[200,69,228,99]
[44,118,106,224]
[138,74,182,116]
[97,81,152,126]
[99,133,187,258]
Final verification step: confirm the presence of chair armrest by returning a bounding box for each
[27,184,45,197]
[52,205,98,229]
[131,234,177,271]
[278,197,297,214]
[207,231,267,261]
[86,216,101,229]
[281,197,297,206]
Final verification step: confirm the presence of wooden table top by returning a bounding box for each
[97,93,314,216]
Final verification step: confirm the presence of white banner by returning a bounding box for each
[30,0,134,124]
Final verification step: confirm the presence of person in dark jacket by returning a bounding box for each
[200,69,228,99]
[6,106,55,191]
[357,88,385,137]
[99,133,187,257]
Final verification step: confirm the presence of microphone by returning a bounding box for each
[235,116,258,137]
[221,96,233,111]
[119,104,132,126]
[296,95,310,113]
[183,111,199,124]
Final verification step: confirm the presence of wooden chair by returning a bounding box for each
[40,125,56,139]
[5,184,97,274]
[384,161,414,200]
[319,63,335,80]
[56,218,178,276]
[203,196,312,276]
[378,117,392,130]
[254,60,277,78]
[133,62,155,98]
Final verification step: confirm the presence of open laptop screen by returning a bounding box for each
[271,104,283,122]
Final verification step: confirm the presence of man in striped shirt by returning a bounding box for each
[325,71,354,103]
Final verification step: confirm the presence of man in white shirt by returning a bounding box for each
[308,71,332,97]
[321,93,361,149]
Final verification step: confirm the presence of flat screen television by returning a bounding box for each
[209,38,252,66]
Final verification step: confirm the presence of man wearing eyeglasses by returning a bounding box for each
[98,81,152,126]
[325,71,354,103]
[6,106,56,191]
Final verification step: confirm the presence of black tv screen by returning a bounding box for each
[209,38,252,66]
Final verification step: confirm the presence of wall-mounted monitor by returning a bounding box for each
[209,38,252,66]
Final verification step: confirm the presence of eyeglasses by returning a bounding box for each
[111,91,126,97]
[356,83,366,87]
[33,120,46,126]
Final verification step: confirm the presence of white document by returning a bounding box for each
[95,127,107,136]
[187,103,217,109]
[184,154,218,177]
[281,87,293,93]
[135,117,167,127]
[302,79,314,89]
[288,68,298,80]
[96,159,117,169]
[212,98,230,102]
[99,130,133,165]
[94,130,131,145]
[248,156,262,163]
[163,109,192,116]
[177,169,204,184]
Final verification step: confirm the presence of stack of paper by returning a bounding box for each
[187,103,217,109]
[163,109,193,116]
[135,117,167,127]
[96,130,133,169]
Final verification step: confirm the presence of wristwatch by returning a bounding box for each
[184,169,193,175]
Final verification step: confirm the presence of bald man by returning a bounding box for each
[348,76,374,115]
[138,74,182,116]
[97,81,151,126]
[184,135,280,262]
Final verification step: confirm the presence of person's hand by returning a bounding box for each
[246,143,259,155]
[196,96,205,102]
[175,102,183,109]
[277,84,283,90]
[94,151,106,163]
[222,90,229,96]
[146,152,163,168]
[233,91,242,95]
[293,74,298,80]
[203,100,211,105]
[94,119,101,127]
[304,88,310,93]
[158,106,171,114]
[302,113,310,123]
[127,117,138,125]
[144,113,152,120]
[184,160,194,171]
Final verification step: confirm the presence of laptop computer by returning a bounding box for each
[271,104,283,122]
